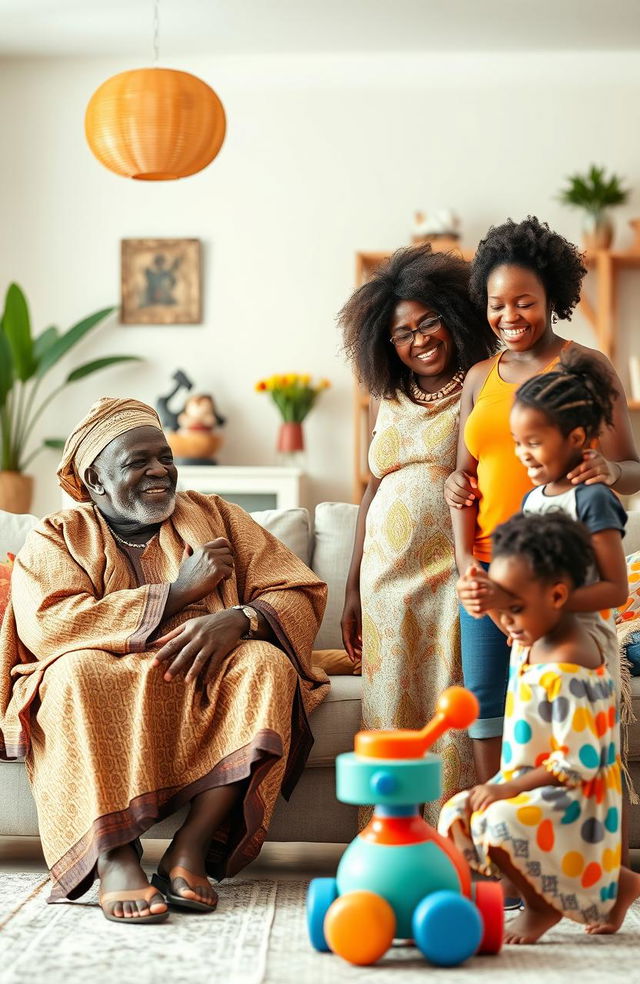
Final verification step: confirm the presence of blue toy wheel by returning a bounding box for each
[412,890,483,967]
[307,877,339,952]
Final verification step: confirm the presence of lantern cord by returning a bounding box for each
[152,0,160,67]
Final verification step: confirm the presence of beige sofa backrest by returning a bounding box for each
[2,504,637,654]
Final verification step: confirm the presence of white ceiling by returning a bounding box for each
[1,0,640,58]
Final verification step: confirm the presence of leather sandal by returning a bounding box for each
[99,884,169,924]
[151,865,218,913]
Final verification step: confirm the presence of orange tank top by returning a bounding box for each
[463,344,570,562]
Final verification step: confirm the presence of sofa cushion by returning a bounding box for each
[311,502,358,650]
[0,509,38,556]
[625,509,640,554]
[630,677,640,761]
[616,550,640,631]
[313,648,361,675]
[306,674,362,766]
[250,506,311,567]
[0,553,15,625]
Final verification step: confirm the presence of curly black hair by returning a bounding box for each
[340,244,498,399]
[515,348,618,440]
[469,216,587,321]
[492,511,594,588]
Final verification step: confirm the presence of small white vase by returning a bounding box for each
[582,212,613,251]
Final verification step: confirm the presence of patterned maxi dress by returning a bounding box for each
[438,643,622,925]
[361,388,475,824]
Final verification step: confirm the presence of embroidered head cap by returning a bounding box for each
[57,397,163,501]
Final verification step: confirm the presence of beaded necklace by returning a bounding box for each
[110,528,155,549]
[410,368,465,403]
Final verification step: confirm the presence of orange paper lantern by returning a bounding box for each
[85,67,226,180]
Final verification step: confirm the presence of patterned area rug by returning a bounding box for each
[1,873,639,983]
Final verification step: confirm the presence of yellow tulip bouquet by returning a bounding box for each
[254,373,330,423]
[255,374,330,455]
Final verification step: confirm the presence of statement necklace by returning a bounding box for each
[410,368,465,403]
[110,527,155,549]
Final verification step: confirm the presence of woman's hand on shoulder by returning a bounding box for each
[567,448,621,487]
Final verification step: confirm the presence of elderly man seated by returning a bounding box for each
[0,398,328,925]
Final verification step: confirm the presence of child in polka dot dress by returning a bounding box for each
[439,512,640,944]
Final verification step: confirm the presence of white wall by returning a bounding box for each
[1,50,640,517]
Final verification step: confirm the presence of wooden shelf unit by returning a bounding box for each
[352,246,640,502]
[582,249,640,363]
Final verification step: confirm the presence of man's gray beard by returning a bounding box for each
[130,492,177,525]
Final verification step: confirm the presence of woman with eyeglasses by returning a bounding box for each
[339,244,497,823]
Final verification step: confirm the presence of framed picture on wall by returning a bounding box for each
[120,238,201,324]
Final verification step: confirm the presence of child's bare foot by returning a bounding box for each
[585,867,640,935]
[504,902,562,944]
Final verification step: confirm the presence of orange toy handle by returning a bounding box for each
[354,687,479,759]
[416,687,479,749]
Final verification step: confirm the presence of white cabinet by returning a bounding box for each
[176,465,304,512]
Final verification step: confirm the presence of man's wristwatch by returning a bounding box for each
[232,604,259,639]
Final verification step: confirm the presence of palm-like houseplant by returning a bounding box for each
[558,165,630,250]
[0,283,141,512]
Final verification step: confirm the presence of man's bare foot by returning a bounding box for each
[504,902,562,944]
[158,839,218,908]
[98,844,167,920]
[586,867,640,935]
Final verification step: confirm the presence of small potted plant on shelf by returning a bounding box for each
[255,373,330,462]
[558,164,630,250]
[0,283,142,513]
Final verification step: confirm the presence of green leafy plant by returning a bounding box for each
[558,165,630,216]
[0,283,142,472]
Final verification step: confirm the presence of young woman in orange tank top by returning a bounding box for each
[444,216,640,785]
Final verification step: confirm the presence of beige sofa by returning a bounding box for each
[2,503,640,849]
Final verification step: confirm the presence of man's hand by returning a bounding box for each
[469,782,517,812]
[444,469,478,509]
[165,539,234,618]
[152,609,246,684]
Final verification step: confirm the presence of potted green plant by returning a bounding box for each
[558,164,630,250]
[0,283,142,513]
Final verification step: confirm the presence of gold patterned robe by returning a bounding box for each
[361,389,475,823]
[0,492,328,900]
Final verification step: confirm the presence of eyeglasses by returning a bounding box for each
[389,315,442,347]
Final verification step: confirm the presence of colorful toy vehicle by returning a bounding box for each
[306,687,504,967]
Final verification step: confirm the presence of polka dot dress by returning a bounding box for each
[438,643,622,925]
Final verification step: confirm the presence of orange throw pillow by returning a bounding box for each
[0,553,15,625]
[312,648,361,675]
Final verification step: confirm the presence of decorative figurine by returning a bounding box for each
[306,687,504,967]
[412,209,461,247]
[156,370,225,465]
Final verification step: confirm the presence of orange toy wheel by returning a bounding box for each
[473,881,504,954]
[324,890,396,966]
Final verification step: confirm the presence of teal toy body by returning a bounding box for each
[306,687,504,967]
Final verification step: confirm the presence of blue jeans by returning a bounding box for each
[459,561,511,739]
[626,632,640,676]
